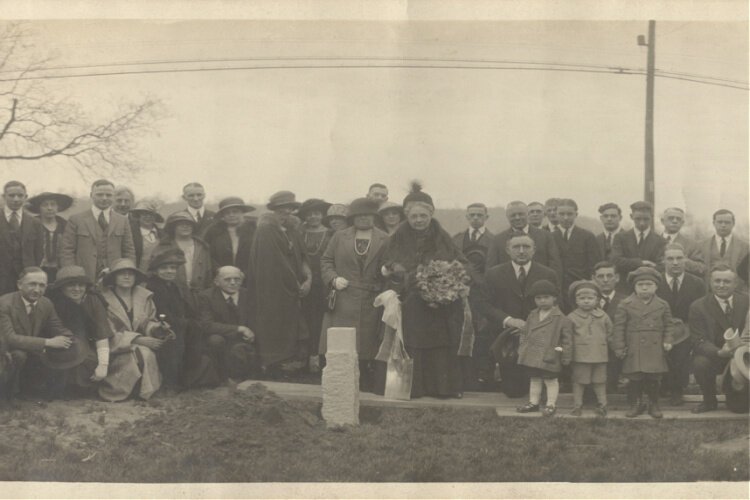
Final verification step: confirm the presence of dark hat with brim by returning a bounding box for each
[41,335,92,370]
[102,258,147,287]
[297,198,332,220]
[164,211,198,235]
[216,197,256,218]
[628,266,662,286]
[149,247,187,271]
[528,279,558,298]
[130,199,165,223]
[347,198,379,221]
[267,191,301,211]
[50,265,92,290]
[322,204,348,228]
[25,192,74,214]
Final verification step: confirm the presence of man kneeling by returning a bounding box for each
[197,266,258,383]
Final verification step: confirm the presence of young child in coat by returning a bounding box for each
[516,280,573,417]
[612,266,675,419]
[567,280,613,417]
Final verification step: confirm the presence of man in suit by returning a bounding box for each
[478,234,560,395]
[554,198,602,311]
[0,181,44,295]
[0,267,76,399]
[178,182,216,238]
[689,264,749,413]
[591,261,628,392]
[699,209,749,286]
[656,243,707,405]
[660,207,705,277]
[485,201,563,280]
[543,198,561,234]
[197,266,257,383]
[113,186,135,217]
[60,179,136,282]
[452,203,494,256]
[595,202,624,262]
[527,201,545,229]
[611,201,666,288]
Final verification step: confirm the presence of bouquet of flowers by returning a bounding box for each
[415,260,471,308]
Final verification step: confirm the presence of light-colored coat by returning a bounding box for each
[60,210,136,281]
[99,286,161,401]
[517,306,573,373]
[319,226,388,359]
[699,234,749,282]
[612,294,675,374]
[567,308,613,363]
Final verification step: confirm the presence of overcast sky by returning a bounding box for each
[1,19,747,231]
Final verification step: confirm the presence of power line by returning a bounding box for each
[0,59,746,90]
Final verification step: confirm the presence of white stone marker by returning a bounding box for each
[322,327,360,427]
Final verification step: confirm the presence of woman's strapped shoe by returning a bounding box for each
[542,406,556,417]
[595,404,608,417]
[516,402,540,413]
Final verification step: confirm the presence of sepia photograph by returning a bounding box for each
[0,1,747,498]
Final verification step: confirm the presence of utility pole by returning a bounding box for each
[638,20,656,213]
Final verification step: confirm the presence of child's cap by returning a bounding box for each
[568,280,600,302]
[529,279,558,298]
[627,266,662,286]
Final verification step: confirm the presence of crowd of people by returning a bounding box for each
[0,178,748,418]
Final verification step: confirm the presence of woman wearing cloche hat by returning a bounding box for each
[47,265,112,395]
[319,197,389,392]
[27,192,74,283]
[154,211,214,292]
[97,258,164,401]
[204,196,257,282]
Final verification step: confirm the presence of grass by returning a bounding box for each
[0,384,747,483]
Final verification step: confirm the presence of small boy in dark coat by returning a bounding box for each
[613,266,675,419]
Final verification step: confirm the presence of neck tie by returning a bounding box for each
[196,211,203,224]
[226,295,236,308]
[602,296,610,310]
[98,211,108,232]
[671,277,680,307]
[724,300,733,323]
[606,232,612,249]
[720,237,727,258]
[471,229,478,242]
[638,232,645,247]
[517,266,527,289]
[9,211,19,230]
[665,234,672,244]
[27,301,35,316]
[563,228,569,241]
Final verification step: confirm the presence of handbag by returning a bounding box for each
[326,286,337,312]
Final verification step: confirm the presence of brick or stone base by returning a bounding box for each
[322,352,360,427]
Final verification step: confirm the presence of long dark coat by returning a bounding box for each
[319,226,388,359]
[249,213,309,366]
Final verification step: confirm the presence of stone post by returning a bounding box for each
[321,327,359,427]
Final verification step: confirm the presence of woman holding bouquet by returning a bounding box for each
[381,183,471,398]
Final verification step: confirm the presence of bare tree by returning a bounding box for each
[0,23,165,179]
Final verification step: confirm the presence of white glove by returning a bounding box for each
[334,277,349,290]
[91,364,108,382]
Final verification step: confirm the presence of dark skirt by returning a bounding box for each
[524,366,559,380]
[406,345,463,398]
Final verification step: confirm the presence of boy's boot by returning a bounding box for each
[625,380,642,418]
[647,380,663,419]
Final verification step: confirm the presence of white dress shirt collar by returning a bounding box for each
[91,206,111,223]
[511,261,532,277]
[4,207,22,224]
[221,290,238,305]
[188,207,204,220]
[715,233,733,251]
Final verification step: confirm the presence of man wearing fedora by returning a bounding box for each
[689,264,749,413]
[197,266,258,383]
[176,182,216,238]
[0,181,45,295]
[0,267,85,400]
[250,191,312,373]
[60,179,136,282]
[656,243,707,405]
[26,191,74,284]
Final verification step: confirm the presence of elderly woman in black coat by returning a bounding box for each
[381,183,471,398]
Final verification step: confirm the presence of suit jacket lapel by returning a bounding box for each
[707,295,731,331]
[84,211,100,239]
[13,294,32,336]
